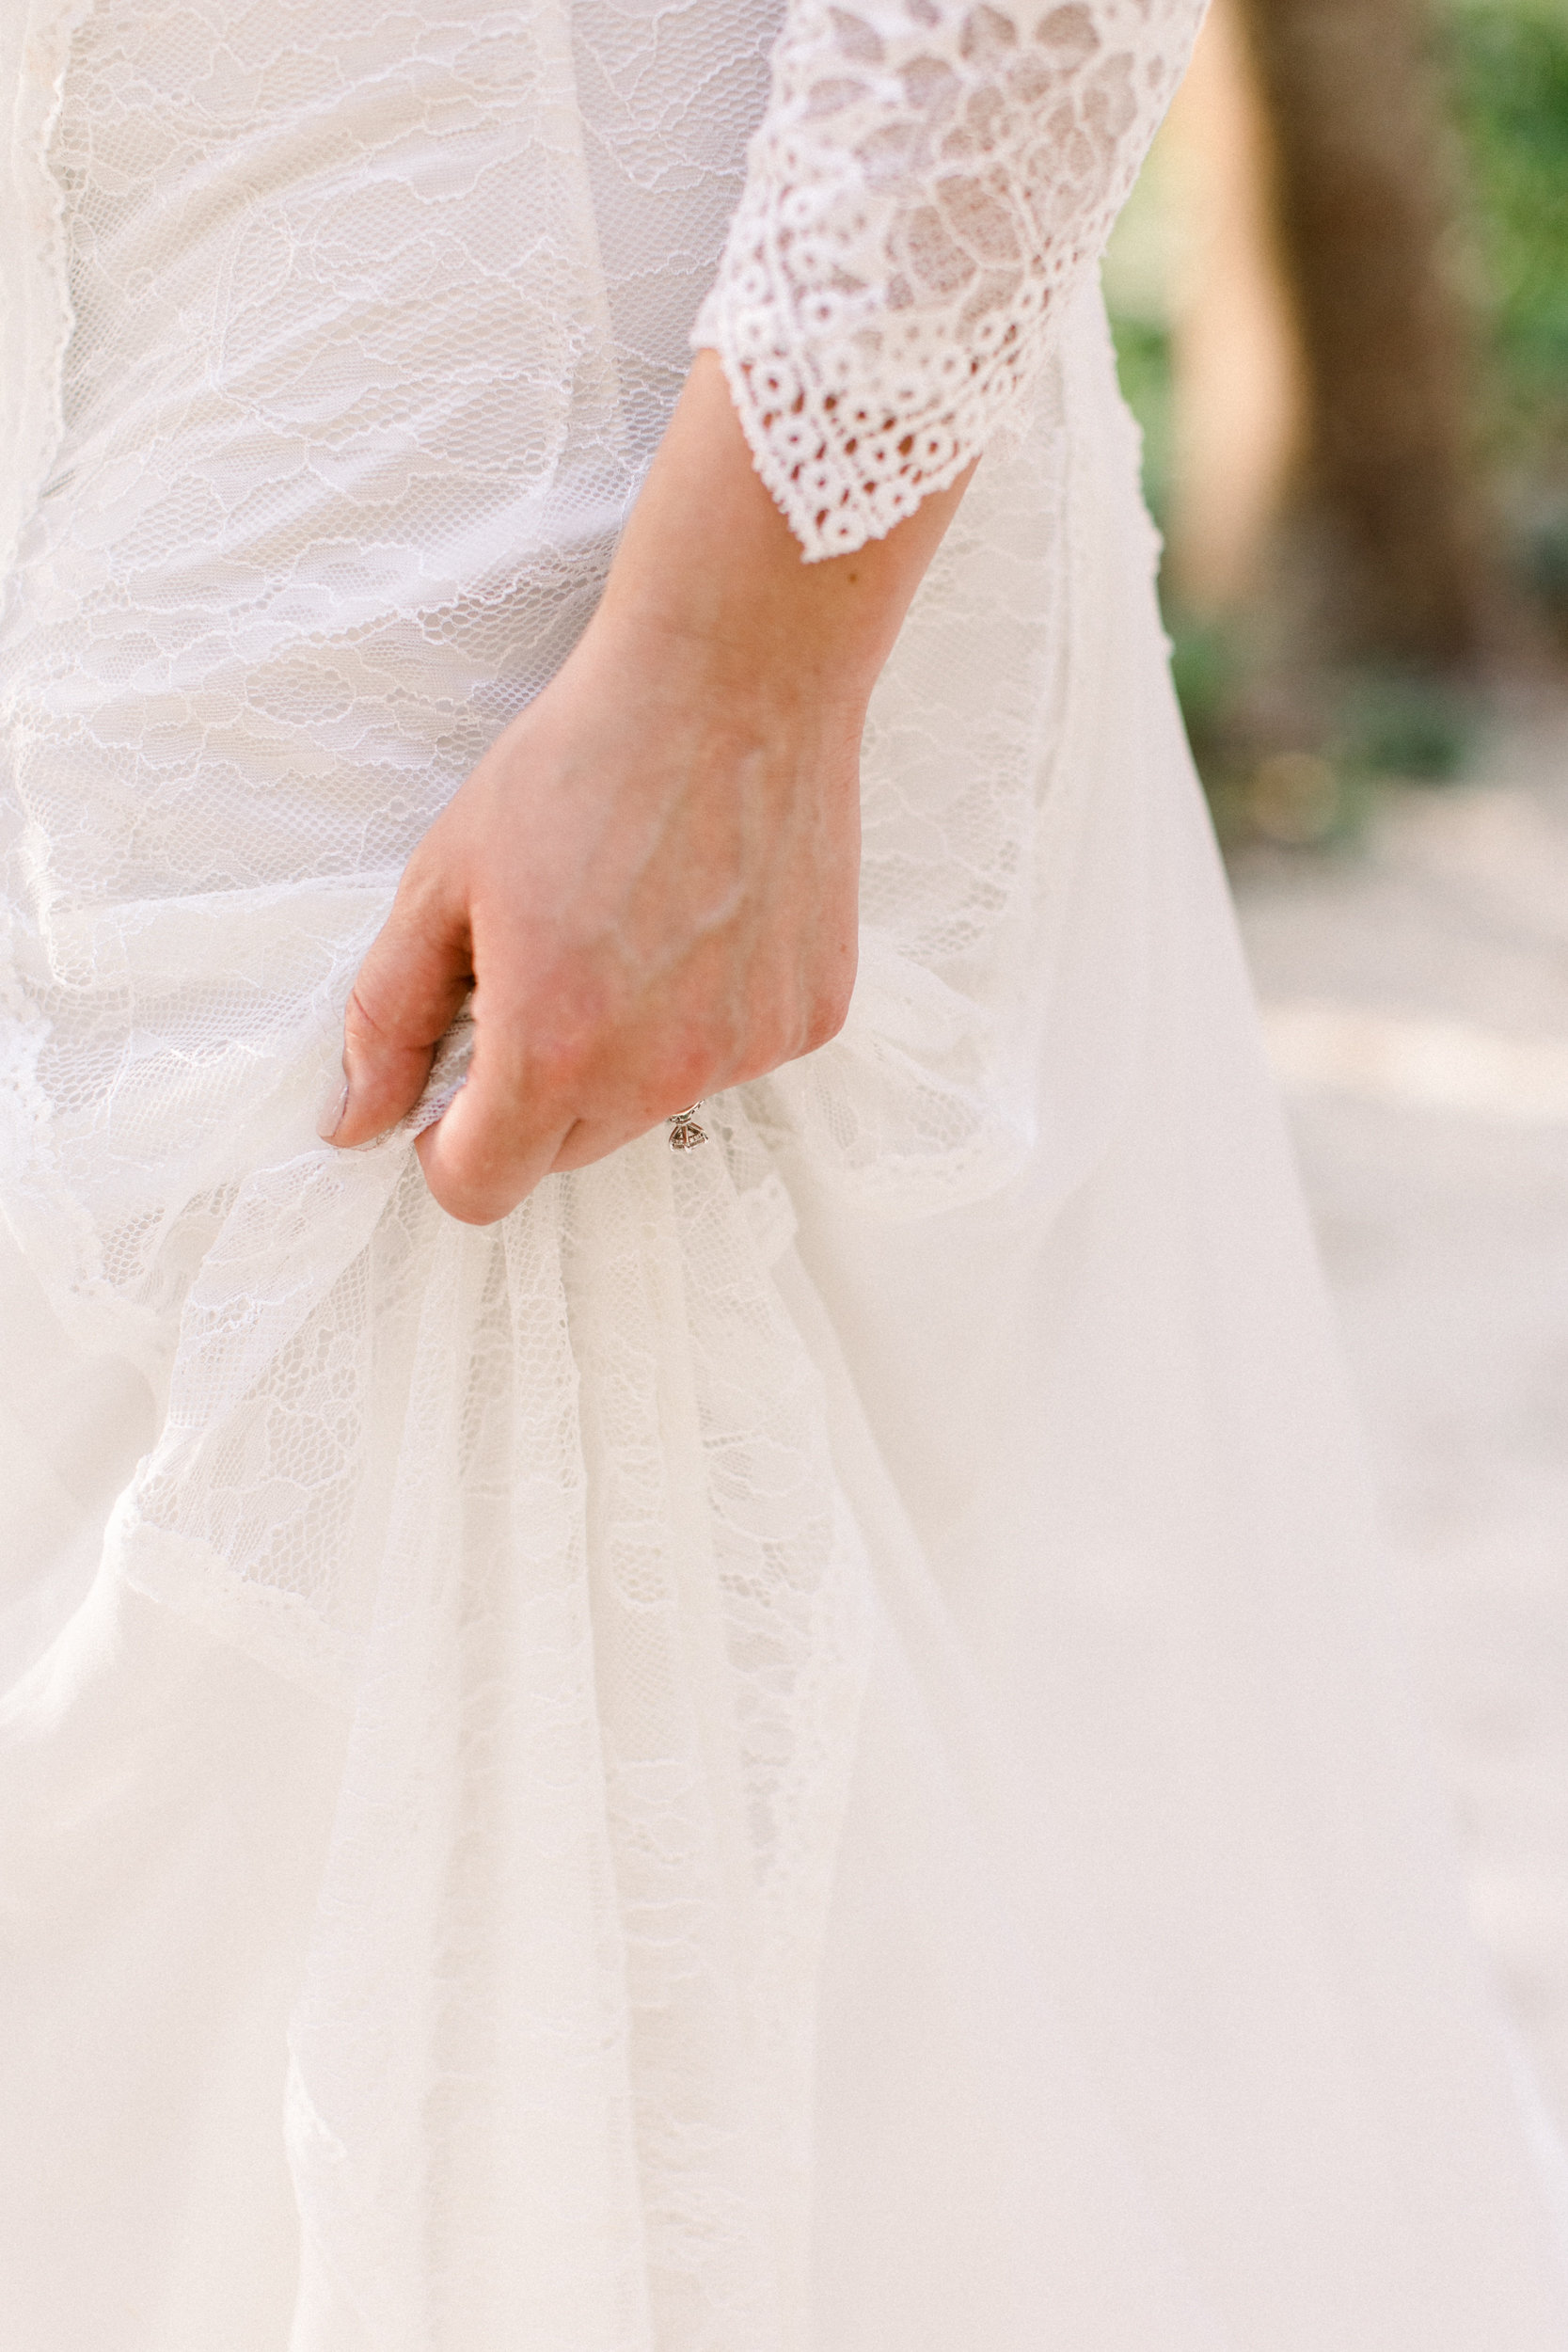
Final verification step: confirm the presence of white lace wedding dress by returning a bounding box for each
[4,3,1567,2346]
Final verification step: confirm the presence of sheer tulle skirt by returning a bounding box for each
[4,4,1568,2337]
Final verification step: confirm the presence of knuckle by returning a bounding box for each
[341,979,394,1053]
[423,1159,518,1229]
[729,1015,796,1088]
[441,1193,510,1230]
[397,831,456,913]
[659,1042,713,1109]
[527,1037,594,1103]
[804,986,850,1052]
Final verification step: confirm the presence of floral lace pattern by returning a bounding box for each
[697,0,1203,556]
[0,2,1200,2342]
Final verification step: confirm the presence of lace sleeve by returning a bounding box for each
[693,0,1206,558]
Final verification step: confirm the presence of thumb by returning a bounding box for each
[323,867,473,1147]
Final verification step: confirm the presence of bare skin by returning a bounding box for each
[324,348,973,1226]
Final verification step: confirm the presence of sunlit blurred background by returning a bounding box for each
[1105,0,1568,2123]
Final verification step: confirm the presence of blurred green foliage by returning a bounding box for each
[1164,619,1232,761]
[1447,0,1568,465]
[1448,0,1568,629]
[1104,0,1568,846]
[1108,314,1175,537]
[1334,672,1472,781]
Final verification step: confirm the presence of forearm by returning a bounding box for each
[597,350,974,718]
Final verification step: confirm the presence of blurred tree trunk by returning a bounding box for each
[1235,0,1484,665]
[1164,0,1304,619]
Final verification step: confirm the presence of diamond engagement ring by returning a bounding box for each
[667,1104,707,1152]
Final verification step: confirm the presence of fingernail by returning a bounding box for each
[318,1078,349,1143]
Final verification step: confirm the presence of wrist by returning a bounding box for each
[595,351,971,715]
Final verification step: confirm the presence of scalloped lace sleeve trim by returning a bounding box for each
[693,0,1205,560]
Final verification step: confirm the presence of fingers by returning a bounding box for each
[417,1005,712,1219]
[413,1051,573,1226]
[412,905,726,1219]
[325,865,473,1148]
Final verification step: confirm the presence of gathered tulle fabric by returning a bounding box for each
[6,2,1568,2346]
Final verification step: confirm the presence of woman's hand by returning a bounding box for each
[323,351,971,1225]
